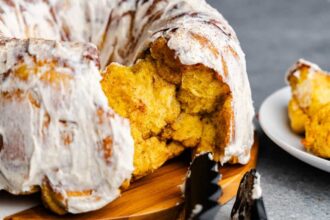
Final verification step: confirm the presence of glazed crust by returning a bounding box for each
[0,38,134,214]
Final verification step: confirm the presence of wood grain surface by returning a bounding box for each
[6,136,258,220]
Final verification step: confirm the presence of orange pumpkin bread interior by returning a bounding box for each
[101,38,232,178]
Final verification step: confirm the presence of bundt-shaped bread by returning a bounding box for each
[0,0,255,214]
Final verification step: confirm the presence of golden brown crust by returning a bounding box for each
[41,179,98,215]
[41,179,67,215]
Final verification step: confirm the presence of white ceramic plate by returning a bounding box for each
[259,87,330,173]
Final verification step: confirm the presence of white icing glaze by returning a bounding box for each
[286,59,320,108]
[0,0,255,212]
[0,38,134,213]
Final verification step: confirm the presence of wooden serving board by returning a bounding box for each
[5,137,258,220]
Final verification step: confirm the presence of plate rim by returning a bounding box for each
[259,86,330,173]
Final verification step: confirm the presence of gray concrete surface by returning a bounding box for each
[207,0,330,219]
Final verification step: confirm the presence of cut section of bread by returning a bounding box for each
[102,38,233,178]
[303,104,330,158]
[288,98,309,134]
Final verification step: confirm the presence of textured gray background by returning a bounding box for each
[207,0,330,219]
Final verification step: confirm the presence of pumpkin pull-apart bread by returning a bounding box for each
[287,59,330,158]
[0,0,255,214]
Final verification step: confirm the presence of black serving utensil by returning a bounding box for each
[231,169,268,220]
[183,153,222,220]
